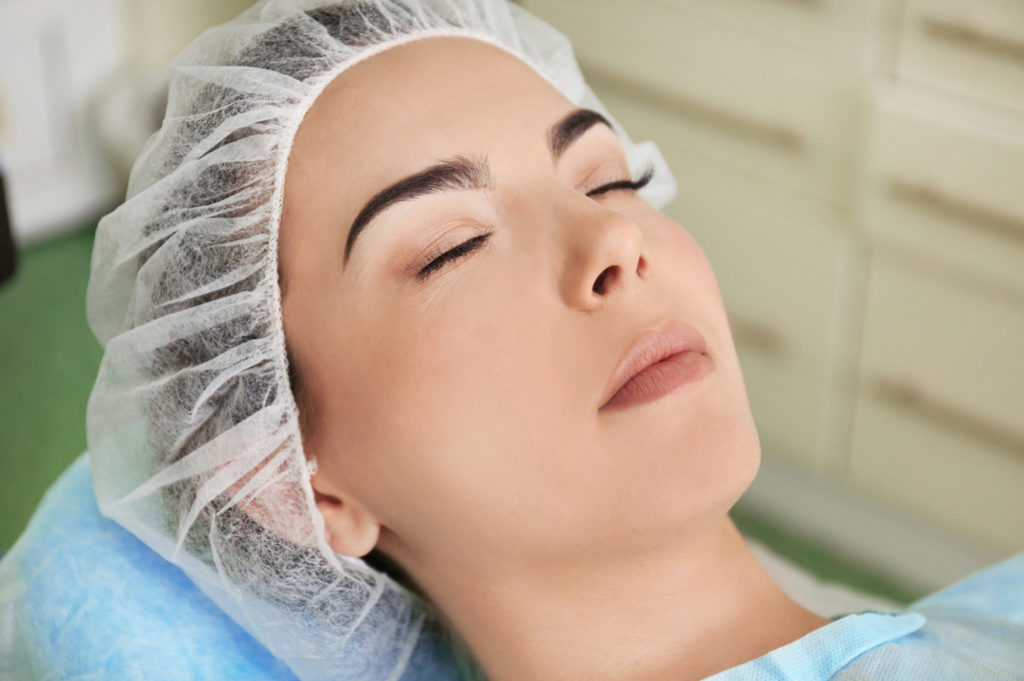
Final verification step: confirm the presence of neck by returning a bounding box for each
[418,516,830,681]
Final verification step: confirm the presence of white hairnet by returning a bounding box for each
[84,1,678,679]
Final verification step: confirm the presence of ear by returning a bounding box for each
[309,472,381,558]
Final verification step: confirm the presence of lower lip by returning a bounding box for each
[601,351,713,411]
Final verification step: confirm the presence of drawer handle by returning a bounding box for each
[867,374,1024,460]
[583,60,807,155]
[887,178,1024,247]
[728,311,786,358]
[920,15,1024,65]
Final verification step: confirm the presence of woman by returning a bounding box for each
[1,1,1021,679]
[278,27,830,681]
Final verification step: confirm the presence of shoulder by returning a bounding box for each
[830,553,1024,679]
[833,609,1024,679]
[908,551,1024,622]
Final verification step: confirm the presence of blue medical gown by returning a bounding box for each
[1,453,1021,679]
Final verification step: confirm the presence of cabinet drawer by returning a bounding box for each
[664,0,872,61]
[849,254,1024,554]
[522,0,865,205]
[860,88,1024,293]
[898,0,1024,112]
[850,395,1024,556]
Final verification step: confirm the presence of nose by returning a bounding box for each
[558,200,649,310]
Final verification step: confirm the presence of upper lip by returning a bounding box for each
[599,319,708,409]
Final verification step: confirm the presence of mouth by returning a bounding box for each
[599,320,712,411]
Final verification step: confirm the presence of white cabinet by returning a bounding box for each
[860,86,1024,293]
[850,86,1024,558]
[849,253,1024,554]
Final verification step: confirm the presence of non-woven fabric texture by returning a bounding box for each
[49,2,677,681]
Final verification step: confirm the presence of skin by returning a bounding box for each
[279,35,829,681]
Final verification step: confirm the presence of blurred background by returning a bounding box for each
[1,0,1022,605]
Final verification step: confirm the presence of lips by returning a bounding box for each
[599,320,708,409]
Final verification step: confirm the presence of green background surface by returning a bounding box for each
[1,223,103,554]
[0,222,923,605]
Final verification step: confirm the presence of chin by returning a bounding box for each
[723,409,763,513]
[690,395,762,521]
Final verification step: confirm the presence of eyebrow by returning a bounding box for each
[343,107,613,264]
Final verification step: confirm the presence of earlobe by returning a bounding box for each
[311,475,381,558]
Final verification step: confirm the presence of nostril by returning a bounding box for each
[593,265,617,295]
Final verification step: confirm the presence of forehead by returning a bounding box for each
[292,35,576,176]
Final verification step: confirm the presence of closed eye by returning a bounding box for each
[417,232,493,281]
[586,163,655,198]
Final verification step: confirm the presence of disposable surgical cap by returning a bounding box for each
[78,1,677,679]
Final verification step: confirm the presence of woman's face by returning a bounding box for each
[280,36,760,584]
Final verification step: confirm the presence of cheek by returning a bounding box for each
[321,282,578,547]
[647,212,719,298]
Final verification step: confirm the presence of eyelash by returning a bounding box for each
[416,164,655,281]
